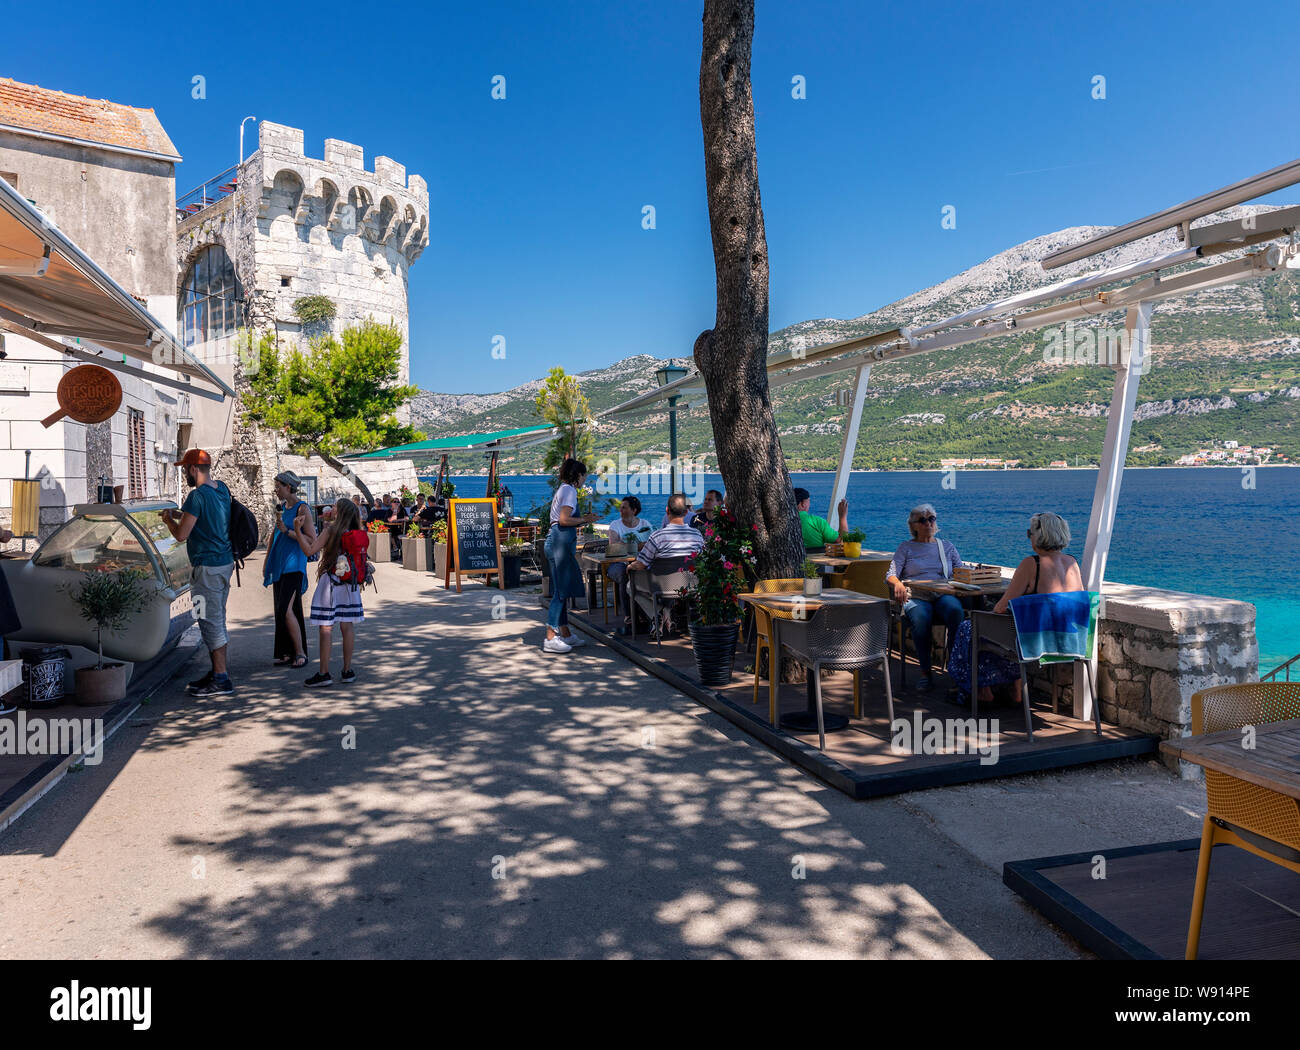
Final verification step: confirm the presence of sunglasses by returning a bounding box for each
[912,515,937,524]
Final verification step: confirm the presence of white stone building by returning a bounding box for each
[0,78,197,541]
[175,121,429,521]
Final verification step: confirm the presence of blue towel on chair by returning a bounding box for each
[1009,591,1099,663]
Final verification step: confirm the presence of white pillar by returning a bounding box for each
[828,365,871,521]
[1075,301,1152,719]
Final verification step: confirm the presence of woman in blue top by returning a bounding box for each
[265,471,315,668]
[885,503,964,692]
[543,458,599,654]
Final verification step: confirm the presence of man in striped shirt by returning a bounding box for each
[627,494,703,634]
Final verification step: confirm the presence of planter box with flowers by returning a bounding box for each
[430,519,450,578]
[401,521,431,571]
[367,519,392,562]
[679,506,756,687]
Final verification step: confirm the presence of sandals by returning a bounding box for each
[273,657,292,666]
[290,656,309,669]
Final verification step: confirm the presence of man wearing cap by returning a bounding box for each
[162,449,236,696]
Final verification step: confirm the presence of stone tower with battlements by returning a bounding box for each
[176,121,429,522]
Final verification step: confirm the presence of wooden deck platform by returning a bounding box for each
[566,602,1156,799]
[1005,839,1300,959]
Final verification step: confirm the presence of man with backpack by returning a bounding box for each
[162,448,237,696]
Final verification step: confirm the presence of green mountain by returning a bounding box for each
[412,205,1300,473]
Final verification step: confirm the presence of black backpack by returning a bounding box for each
[228,493,259,585]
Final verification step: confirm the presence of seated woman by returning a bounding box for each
[606,496,653,618]
[885,503,963,692]
[948,511,1083,707]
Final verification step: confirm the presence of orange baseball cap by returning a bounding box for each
[175,448,212,468]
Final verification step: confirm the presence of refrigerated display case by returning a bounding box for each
[0,500,194,663]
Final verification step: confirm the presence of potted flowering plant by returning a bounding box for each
[680,506,755,686]
[366,518,392,563]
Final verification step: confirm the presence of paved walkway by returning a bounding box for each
[0,555,1206,958]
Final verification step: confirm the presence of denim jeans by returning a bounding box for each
[902,593,964,674]
[544,524,579,630]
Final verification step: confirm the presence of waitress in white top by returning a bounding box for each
[543,458,599,653]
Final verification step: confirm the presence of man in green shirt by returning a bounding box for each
[795,487,848,549]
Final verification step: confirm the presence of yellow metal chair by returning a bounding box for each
[751,578,803,722]
[1185,682,1300,960]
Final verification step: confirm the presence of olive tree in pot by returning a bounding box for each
[681,506,756,687]
[64,568,151,705]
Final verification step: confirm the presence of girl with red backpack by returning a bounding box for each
[290,497,369,687]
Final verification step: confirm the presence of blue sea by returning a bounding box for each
[430,467,1297,674]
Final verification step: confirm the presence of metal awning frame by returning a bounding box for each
[597,160,1300,721]
[0,175,233,400]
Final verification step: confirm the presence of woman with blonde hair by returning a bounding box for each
[949,512,1083,707]
[290,497,369,687]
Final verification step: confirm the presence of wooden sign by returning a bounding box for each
[447,498,503,592]
[41,364,122,428]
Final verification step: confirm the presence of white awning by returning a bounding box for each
[0,175,232,401]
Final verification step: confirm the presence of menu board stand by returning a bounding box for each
[447,498,504,592]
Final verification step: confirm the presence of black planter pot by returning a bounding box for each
[503,555,522,589]
[688,620,739,687]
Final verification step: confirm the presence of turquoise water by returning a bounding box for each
[432,467,1296,673]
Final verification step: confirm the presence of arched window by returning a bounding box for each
[180,245,243,347]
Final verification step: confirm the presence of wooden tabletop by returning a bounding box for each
[809,553,892,568]
[580,553,637,569]
[1160,718,1300,799]
[905,578,1008,599]
[740,588,887,609]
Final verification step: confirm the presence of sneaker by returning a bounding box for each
[562,633,587,648]
[915,676,933,693]
[304,671,333,688]
[186,671,214,693]
[543,636,573,654]
[191,676,234,697]
[340,668,356,683]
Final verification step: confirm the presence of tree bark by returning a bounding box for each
[318,450,375,506]
[695,0,804,580]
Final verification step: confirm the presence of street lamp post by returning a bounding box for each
[654,364,688,494]
[239,115,257,168]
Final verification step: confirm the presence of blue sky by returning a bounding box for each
[6,0,1300,392]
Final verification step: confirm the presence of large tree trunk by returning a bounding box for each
[318,449,375,506]
[695,0,803,580]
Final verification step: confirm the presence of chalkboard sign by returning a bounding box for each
[448,498,504,592]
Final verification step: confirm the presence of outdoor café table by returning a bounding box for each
[738,588,889,733]
[904,578,1008,602]
[580,552,637,622]
[808,553,892,570]
[1159,718,1300,798]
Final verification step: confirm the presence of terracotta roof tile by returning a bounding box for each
[0,77,180,160]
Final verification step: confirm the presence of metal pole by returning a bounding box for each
[1076,300,1153,720]
[239,116,256,169]
[828,365,871,521]
[668,395,679,494]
